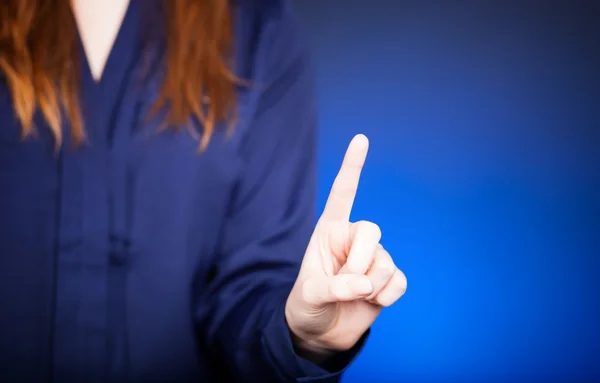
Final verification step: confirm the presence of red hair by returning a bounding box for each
[0,0,236,150]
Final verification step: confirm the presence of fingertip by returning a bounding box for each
[351,134,369,150]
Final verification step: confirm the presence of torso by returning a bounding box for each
[0,1,265,381]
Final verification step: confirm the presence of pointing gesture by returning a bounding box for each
[285,134,407,357]
[320,133,369,222]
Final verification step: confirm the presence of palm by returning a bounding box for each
[286,135,407,353]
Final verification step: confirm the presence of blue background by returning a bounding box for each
[292,1,600,382]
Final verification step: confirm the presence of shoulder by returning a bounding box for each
[233,0,309,80]
[228,0,316,154]
[234,0,296,22]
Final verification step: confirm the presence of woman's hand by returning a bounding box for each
[285,134,407,358]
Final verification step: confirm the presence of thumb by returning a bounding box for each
[301,274,373,306]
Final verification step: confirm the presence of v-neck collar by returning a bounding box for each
[76,0,140,145]
[77,0,137,90]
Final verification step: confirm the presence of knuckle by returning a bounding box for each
[375,269,407,307]
[371,264,395,282]
[328,281,341,301]
[393,269,408,296]
[330,277,350,301]
[375,249,394,271]
[301,279,320,303]
[375,246,392,262]
[330,181,355,200]
[383,265,396,280]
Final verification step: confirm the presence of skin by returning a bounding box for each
[71,0,131,81]
[286,134,408,359]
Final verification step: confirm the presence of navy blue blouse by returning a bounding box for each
[0,1,363,381]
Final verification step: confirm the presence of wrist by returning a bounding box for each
[284,302,336,363]
[288,326,336,364]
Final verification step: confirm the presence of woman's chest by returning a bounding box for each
[0,76,247,253]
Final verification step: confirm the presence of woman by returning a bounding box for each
[0,0,407,381]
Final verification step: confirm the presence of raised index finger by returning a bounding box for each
[320,134,369,222]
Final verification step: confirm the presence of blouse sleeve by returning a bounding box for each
[194,2,367,382]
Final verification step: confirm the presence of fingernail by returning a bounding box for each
[353,278,373,296]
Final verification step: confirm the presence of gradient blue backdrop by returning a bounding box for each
[292,1,600,382]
